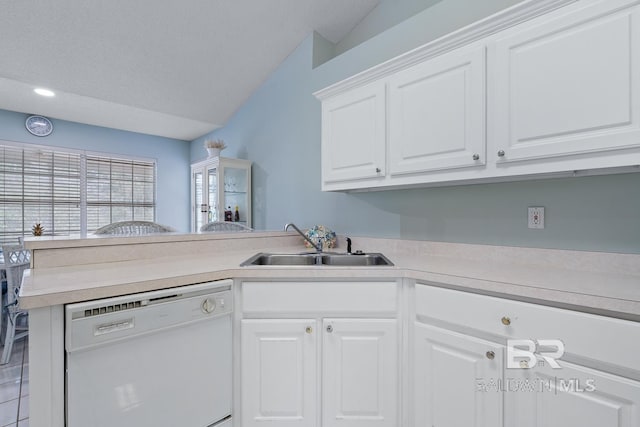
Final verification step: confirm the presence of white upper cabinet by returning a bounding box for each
[389,44,486,175]
[489,0,640,163]
[315,0,640,192]
[320,81,386,186]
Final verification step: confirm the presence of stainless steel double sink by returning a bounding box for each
[240,252,394,267]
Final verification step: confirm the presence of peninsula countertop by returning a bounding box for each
[21,232,640,320]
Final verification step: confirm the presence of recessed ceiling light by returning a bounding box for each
[34,88,55,97]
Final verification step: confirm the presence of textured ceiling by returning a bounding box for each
[0,0,379,140]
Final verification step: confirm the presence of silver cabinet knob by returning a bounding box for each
[472,154,480,161]
[486,351,495,360]
[326,325,333,333]
[497,150,505,157]
[501,316,511,326]
[305,326,312,334]
[375,167,381,173]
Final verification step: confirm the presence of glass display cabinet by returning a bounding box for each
[190,157,252,232]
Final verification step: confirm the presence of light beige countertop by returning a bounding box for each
[21,232,640,320]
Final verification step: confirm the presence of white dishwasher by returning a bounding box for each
[65,280,232,427]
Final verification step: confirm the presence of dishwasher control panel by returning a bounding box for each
[65,280,233,352]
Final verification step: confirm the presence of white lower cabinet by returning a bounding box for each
[322,319,398,427]
[241,319,318,427]
[413,283,640,427]
[239,281,400,427]
[507,360,640,427]
[241,317,398,427]
[413,322,504,427]
[240,280,640,427]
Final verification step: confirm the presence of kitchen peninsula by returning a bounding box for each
[22,232,640,427]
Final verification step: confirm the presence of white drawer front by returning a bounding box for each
[415,283,640,372]
[242,281,397,314]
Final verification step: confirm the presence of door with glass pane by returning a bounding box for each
[220,164,249,226]
[192,168,204,232]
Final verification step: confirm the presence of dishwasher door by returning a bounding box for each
[65,280,232,427]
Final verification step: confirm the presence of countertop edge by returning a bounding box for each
[21,264,640,322]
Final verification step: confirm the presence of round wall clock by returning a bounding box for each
[25,115,53,137]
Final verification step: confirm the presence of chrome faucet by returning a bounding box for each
[284,223,323,253]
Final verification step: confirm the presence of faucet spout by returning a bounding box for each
[284,223,323,253]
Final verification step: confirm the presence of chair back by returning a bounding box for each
[200,221,253,232]
[2,244,31,306]
[94,221,175,235]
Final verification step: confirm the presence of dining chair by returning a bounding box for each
[0,237,24,346]
[200,221,253,232]
[94,221,175,235]
[1,244,30,364]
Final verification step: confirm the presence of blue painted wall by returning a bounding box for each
[192,19,640,253]
[0,109,191,231]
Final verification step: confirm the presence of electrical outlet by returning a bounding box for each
[528,207,545,229]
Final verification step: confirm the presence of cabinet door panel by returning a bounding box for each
[508,360,640,427]
[491,0,640,162]
[241,319,317,427]
[389,45,486,175]
[414,322,503,427]
[321,81,386,184]
[322,319,398,427]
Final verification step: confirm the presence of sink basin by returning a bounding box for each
[241,253,320,266]
[240,252,394,267]
[319,253,394,266]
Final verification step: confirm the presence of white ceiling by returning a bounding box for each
[0,0,379,141]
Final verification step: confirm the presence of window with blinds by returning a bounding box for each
[86,156,155,231]
[0,143,156,244]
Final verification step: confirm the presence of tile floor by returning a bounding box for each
[0,338,29,427]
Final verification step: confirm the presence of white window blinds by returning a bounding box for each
[0,143,156,243]
[0,146,82,243]
[86,156,155,231]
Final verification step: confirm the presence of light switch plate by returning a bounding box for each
[528,207,545,229]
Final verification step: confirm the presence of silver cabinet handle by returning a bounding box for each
[501,316,511,326]
[375,167,381,173]
[486,351,495,360]
[326,325,333,333]
[472,154,480,161]
[497,150,505,157]
[305,326,312,334]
